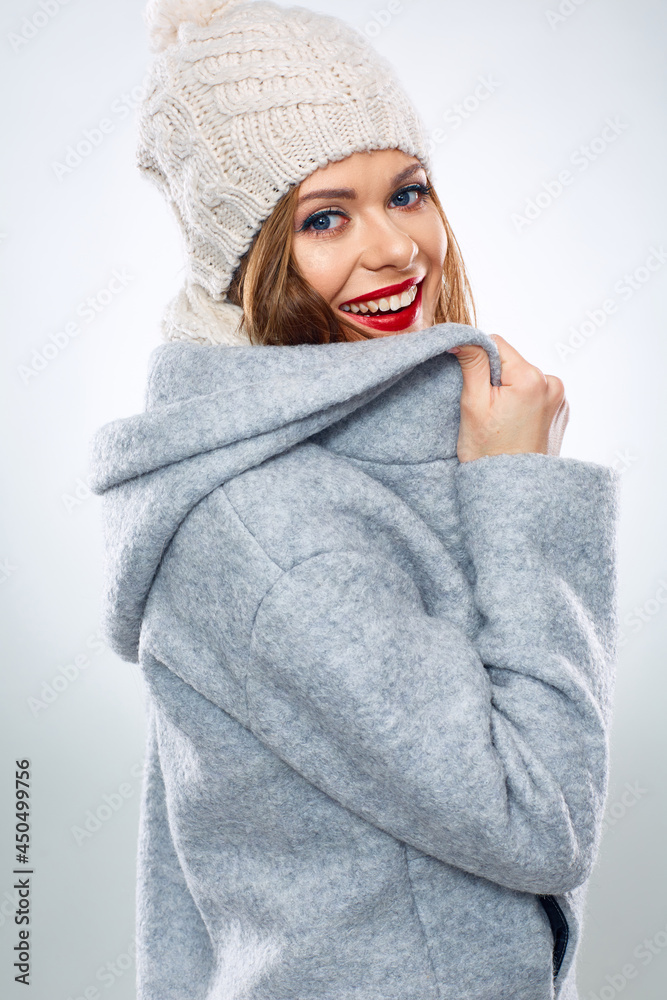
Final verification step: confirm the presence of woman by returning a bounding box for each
[89,2,620,998]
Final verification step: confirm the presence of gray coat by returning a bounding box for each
[88,321,620,999]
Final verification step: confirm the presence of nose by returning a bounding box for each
[357,210,418,273]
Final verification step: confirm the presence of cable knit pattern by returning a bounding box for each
[136,0,432,326]
[160,279,249,345]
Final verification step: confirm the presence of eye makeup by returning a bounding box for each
[295,182,433,235]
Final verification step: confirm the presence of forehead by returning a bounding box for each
[298,149,425,192]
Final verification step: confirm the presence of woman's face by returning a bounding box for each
[291,149,448,338]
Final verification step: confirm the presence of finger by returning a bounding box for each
[487,334,542,387]
[544,374,566,404]
[446,343,492,393]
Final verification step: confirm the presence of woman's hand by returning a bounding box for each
[447,335,570,463]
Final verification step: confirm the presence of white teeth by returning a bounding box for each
[340,282,420,315]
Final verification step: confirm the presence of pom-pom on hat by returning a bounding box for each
[137,0,432,321]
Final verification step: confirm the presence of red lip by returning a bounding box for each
[339,276,422,307]
[339,278,424,333]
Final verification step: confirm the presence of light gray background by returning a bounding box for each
[0,1,665,998]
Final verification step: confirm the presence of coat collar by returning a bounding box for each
[89,318,500,663]
[156,282,502,465]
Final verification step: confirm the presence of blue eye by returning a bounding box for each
[299,210,346,233]
[392,183,430,207]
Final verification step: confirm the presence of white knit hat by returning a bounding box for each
[138,0,432,344]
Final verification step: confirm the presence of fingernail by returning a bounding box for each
[446,347,461,354]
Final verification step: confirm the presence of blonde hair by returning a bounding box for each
[227,174,476,345]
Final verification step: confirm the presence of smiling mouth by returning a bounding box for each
[340,281,420,315]
[338,277,424,332]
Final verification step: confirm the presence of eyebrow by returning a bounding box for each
[296,163,426,206]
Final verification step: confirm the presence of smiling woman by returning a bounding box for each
[226,149,476,345]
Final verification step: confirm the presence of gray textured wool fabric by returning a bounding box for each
[88,322,620,999]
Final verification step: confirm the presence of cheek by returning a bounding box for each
[291,239,349,303]
[415,213,447,270]
[413,215,447,322]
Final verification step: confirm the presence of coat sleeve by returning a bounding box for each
[246,453,620,896]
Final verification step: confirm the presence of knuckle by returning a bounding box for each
[523,366,547,391]
[548,374,566,398]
